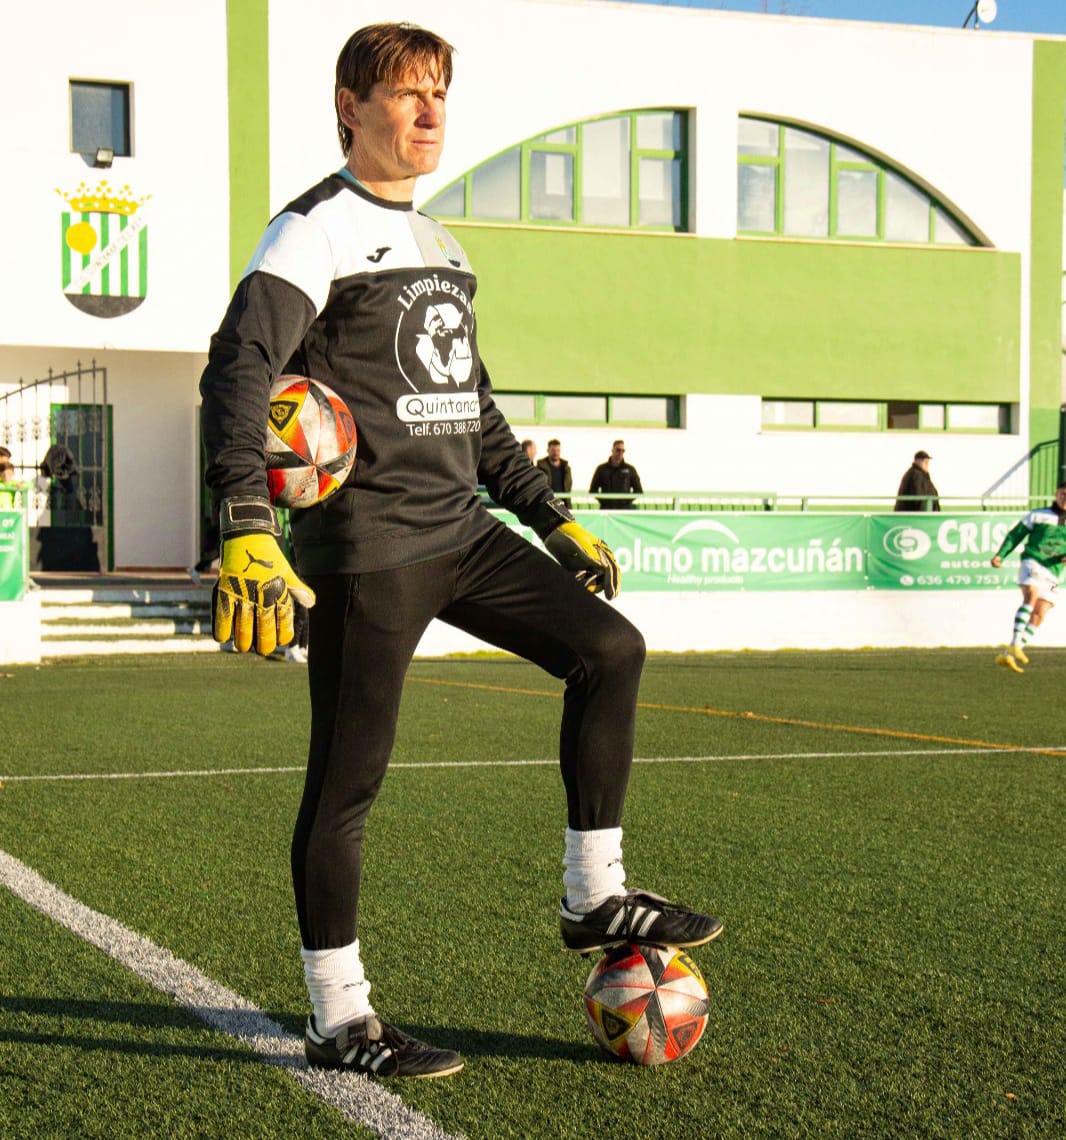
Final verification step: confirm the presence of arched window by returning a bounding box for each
[737,116,986,246]
[423,110,689,232]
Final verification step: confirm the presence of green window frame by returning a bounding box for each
[738,116,985,247]
[762,398,1014,433]
[493,392,682,428]
[423,110,689,232]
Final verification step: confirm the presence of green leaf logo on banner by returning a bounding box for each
[881,525,933,560]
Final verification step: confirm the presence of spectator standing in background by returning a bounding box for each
[589,440,643,510]
[521,439,537,465]
[536,438,572,508]
[894,450,940,512]
[0,458,16,507]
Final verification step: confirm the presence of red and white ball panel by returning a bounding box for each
[265,374,357,509]
[583,943,709,1066]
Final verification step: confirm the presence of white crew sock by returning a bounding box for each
[301,938,374,1037]
[563,826,626,912]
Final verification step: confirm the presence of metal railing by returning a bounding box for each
[560,491,1046,512]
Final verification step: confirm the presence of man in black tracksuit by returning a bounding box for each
[589,440,644,509]
[199,22,720,1079]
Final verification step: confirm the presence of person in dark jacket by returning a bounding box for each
[535,437,572,507]
[589,440,643,509]
[894,450,940,511]
[197,22,720,1081]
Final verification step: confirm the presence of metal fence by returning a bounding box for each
[0,360,110,571]
[574,491,1052,513]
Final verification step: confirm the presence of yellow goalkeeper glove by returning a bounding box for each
[544,521,621,600]
[213,496,315,656]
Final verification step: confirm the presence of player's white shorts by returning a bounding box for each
[1018,558,1060,603]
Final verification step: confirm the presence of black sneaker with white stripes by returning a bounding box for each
[304,1014,464,1079]
[560,889,723,955]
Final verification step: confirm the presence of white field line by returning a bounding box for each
[1,745,1062,785]
[0,849,462,1140]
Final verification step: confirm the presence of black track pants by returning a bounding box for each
[291,522,646,950]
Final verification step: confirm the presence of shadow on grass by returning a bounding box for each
[1,997,603,1066]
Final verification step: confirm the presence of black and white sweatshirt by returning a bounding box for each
[199,173,556,575]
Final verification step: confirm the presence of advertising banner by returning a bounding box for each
[866,515,1017,590]
[494,510,1023,593]
[0,510,27,602]
[591,512,868,592]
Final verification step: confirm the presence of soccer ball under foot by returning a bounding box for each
[583,943,709,1065]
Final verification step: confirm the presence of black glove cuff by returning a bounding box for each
[525,497,575,541]
[220,496,281,539]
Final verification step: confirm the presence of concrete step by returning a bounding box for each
[43,638,227,657]
[41,603,211,621]
[35,579,218,656]
[43,619,212,636]
[37,585,212,605]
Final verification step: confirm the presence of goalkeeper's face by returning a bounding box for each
[340,66,447,190]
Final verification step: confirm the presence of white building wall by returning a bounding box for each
[0,0,1052,571]
[415,588,1066,655]
[519,397,1032,508]
[0,0,232,353]
[269,1,1034,253]
[268,0,1041,508]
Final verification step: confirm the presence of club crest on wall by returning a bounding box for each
[55,181,151,317]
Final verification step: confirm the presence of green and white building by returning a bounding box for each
[1,0,1064,649]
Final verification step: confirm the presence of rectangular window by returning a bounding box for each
[493,393,681,427]
[763,398,1013,434]
[543,395,606,422]
[638,157,682,228]
[816,401,880,428]
[637,112,682,151]
[70,80,131,157]
[582,117,630,227]
[529,151,574,221]
[887,401,920,430]
[493,393,536,422]
[471,149,521,220]
[762,400,814,428]
[946,404,1004,431]
[738,164,777,233]
[609,396,676,426]
[836,168,878,237]
[783,129,828,237]
[425,111,687,232]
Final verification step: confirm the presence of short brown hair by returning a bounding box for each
[335,23,455,156]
